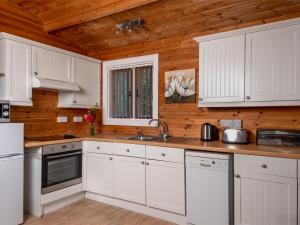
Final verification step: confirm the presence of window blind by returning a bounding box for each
[135,66,153,119]
[110,68,133,118]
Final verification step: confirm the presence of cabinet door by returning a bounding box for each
[32,46,71,82]
[146,160,185,214]
[72,58,99,107]
[114,155,146,204]
[7,40,32,105]
[245,25,300,102]
[199,35,245,104]
[234,172,297,225]
[86,152,114,197]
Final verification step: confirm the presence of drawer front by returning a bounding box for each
[84,141,114,155]
[235,154,297,178]
[114,143,145,158]
[146,146,184,163]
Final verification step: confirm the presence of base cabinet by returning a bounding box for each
[114,155,146,204]
[86,152,114,197]
[146,159,185,215]
[234,154,297,225]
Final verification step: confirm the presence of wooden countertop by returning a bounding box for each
[25,133,300,159]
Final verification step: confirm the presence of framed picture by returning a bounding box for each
[165,68,196,103]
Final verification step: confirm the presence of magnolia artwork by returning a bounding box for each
[165,69,196,103]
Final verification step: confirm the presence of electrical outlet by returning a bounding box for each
[220,119,242,128]
[57,116,68,123]
[73,116,83,123]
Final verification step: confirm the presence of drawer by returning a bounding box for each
[84,141,114,155]
[234,154,297,178]
[114,143,145,158]
[146,146,184,163]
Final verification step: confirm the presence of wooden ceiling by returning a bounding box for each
[8,0,300,53]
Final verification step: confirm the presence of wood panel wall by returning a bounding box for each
[92,19,300,142]
[11,90,102,138]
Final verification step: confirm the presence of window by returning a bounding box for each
[103,54,158,126]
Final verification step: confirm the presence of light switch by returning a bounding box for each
[57,116,68,123]
[73,116,83,123]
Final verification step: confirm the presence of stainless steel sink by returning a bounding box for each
[121,135,162,141]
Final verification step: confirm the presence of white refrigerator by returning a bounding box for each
[0,123,24,225]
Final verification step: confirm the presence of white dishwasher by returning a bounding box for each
[186,151,233,225]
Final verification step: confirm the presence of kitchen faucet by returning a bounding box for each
[148,119,169,141]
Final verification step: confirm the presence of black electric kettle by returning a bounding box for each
[201,123,219,141]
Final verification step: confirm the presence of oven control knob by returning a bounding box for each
[72,145,76,148]
[2,111,9,117]
[3,104,9,110]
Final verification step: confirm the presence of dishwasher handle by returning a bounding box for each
[199,162,212,167]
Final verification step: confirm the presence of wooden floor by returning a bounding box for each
[23,199,176,225]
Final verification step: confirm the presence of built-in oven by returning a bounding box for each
[42,142,82,195]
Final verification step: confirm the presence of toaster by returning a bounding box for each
[222,128,248,144]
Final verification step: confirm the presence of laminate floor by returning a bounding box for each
[23,199,176,225]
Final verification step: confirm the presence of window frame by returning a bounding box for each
[103,54,158,127]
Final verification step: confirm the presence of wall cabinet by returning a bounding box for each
[234,154,297,225]
[0,39,32,106]
[113,155,146,204]
[199,35,245,103]
[195,18,300,107]
[32,46,72,82]
[245,24,300,102]
[86,152,114,197]
[58,58,100,108]
[146,159,185,215]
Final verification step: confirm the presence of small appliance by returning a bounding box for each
[0,100,10,122]
[201,123,218,141]
[222,128,248,144]
[256,129,300,146]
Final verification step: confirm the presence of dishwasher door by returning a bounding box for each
[186,152,233,225]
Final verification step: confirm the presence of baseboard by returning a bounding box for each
[85,192,187,225]
[43,192,84,216]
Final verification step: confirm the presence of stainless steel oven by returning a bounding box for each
[42,142,82,195]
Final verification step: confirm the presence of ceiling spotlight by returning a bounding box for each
[116,18,144,34]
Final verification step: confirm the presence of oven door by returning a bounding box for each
[42,150,82,194]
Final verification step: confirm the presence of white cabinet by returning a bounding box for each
[146,159,185,215]
[245,24,300,102]
[32,46,72,82]
[58,57,100,108]
[0,39,32,106]
[199,35,245,104]
[234,154,297,225]
[114,155,146,204]
[86,152,114,197]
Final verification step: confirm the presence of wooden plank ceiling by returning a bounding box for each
[8,0,300,52]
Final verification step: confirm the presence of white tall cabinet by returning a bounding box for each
[245,24,300,102]
[199,35,245,103]
[0,39,32,106]
[234,154,297,225]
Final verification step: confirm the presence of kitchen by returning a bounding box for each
[1,0,300,225]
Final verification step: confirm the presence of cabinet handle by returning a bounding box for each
[246,96,251,100]
[145,162,149,166]
[97,146,100,150]
[34,72,38,76]
[141,161,145,165]
[0,73,5,77]
[199,97,203,101]
[235,174,240,178]
[161,153,166,157]
[260,163,267,169]
[126,149,130,152]
[109,157,113,161]
[73,100,77,104]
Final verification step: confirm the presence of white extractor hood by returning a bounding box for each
[32,77,80,92]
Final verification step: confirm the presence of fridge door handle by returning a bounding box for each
[0,153,23,159]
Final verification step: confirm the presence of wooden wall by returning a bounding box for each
[92,20,300,142]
